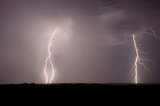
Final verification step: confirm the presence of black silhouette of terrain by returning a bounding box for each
[0,83,159,96]
[0,83,159,88]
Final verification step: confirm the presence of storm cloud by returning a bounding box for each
[0,0,160,83]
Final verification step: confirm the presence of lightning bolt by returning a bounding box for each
[44,28,57,84]
[143,26,160,39]
[149,27,160,39]
[131,34,152,84]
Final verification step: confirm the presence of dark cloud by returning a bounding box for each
[0,0,160,83]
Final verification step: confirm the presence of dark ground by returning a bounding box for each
[0,83,159,99]
[1,83,160,88]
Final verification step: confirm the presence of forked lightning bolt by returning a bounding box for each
[131,34,154,84]
[44,28,57,84]
[132,34,139,84]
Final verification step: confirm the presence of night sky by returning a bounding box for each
[0,0,160,84]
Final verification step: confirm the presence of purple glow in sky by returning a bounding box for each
[0,0,160,84]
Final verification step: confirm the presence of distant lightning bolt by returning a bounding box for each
[150,27,160,39]
[131,34,153,84]
[44,28,57,84]
[144,26,160,39]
